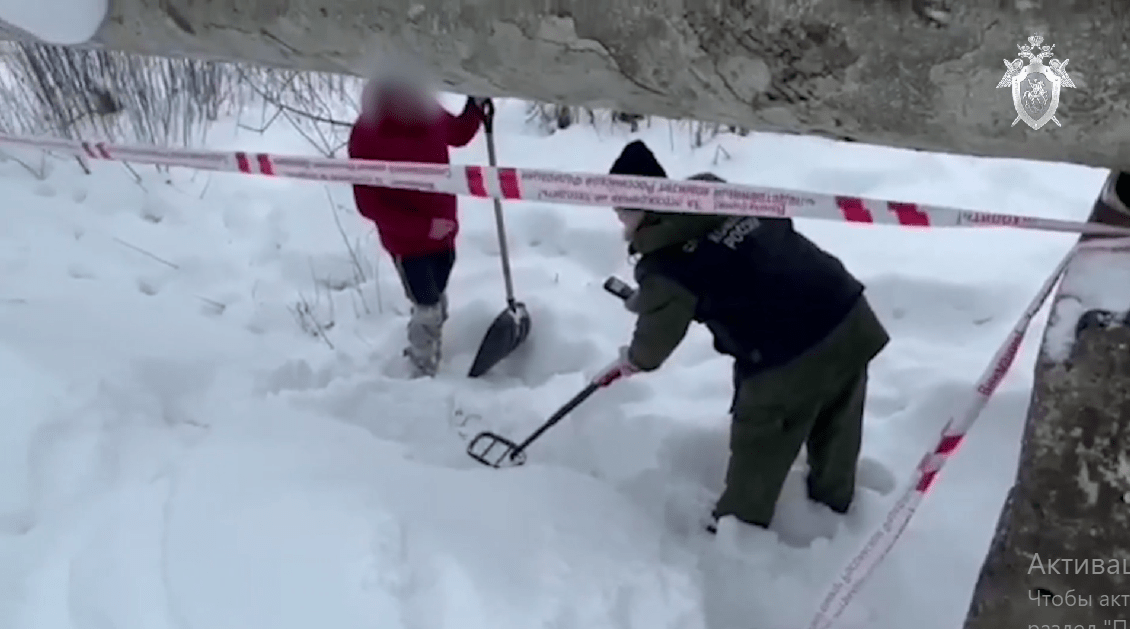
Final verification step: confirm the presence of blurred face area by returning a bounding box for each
[615,207,645,240]
[380,80,439,125]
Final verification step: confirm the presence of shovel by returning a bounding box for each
[466,277,637,467]
[468,100,532,378]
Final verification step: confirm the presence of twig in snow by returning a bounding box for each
[237,105,285,134]
[288,258,336,349]
[324,186,370,315]
[196,295,227,316]
[112,237,179,269]
[369,234,384,314]
[121,161,144,186]
[235,68,351,129]
[0,148,47,179]
[712,145,731,165]
[281,109,336,157]
[289,297,335,349]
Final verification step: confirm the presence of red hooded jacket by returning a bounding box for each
[348,87,484,257]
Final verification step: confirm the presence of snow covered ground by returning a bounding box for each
[0,95,1110,629]
[0,0,107,44]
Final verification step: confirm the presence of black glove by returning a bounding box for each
[470,96,494,131]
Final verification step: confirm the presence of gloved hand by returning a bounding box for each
[470,96,494,119]
[469,96,494,131]
[593,346,641,386]
[623,292,641,314]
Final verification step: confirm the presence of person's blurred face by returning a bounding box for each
[382,84,436,124]
[614,207,645,240]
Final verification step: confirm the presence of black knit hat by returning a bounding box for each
[609,140,667,178]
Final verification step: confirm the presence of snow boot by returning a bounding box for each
[404,303,444,377]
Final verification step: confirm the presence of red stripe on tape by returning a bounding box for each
[935,434,963,455]
[235,152,251,174]
[836,197,873,223]
[977,333,1024,396]
[499,168,521,199]
[256,153,275,176]
[889,202,930,226]
[916,469,939,492]
[466,166,487,197]
[95,143,111,159]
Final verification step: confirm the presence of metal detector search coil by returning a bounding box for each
[467,432,528,468]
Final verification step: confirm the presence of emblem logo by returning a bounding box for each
[997,34,1076,130]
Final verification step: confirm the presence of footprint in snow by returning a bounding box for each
[857,456,897,495]
[67,263,96,280]
[139,196,173,223]
[136,277,162,296]
[448,403,486,443]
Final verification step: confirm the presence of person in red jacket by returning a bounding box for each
[348,76,491,377]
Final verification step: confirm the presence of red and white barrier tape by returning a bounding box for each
[7,131,1130,626]
[807,236,1130,629]
[3,131,1130,238]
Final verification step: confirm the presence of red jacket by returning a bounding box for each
[348,94,484,257]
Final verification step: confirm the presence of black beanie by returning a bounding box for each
[609,140,667,178]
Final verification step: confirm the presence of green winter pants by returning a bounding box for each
[713,297,889,528]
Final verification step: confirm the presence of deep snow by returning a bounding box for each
[0,96,1111,629]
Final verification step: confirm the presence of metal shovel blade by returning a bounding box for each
[467,431,528,468]
[467,301,532,377]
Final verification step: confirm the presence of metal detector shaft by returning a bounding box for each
[508,380,602,457]
[502,282,634,457]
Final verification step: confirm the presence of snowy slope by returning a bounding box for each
[0,96,1109,629]
[0,0,108,44]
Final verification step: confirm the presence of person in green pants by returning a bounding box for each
[599,140,890,532]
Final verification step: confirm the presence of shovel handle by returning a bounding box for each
[484,126,517,305]
[478,98,495,133]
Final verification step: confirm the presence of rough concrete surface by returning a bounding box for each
[2,0,1130,169]
[963,239,1130,627]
